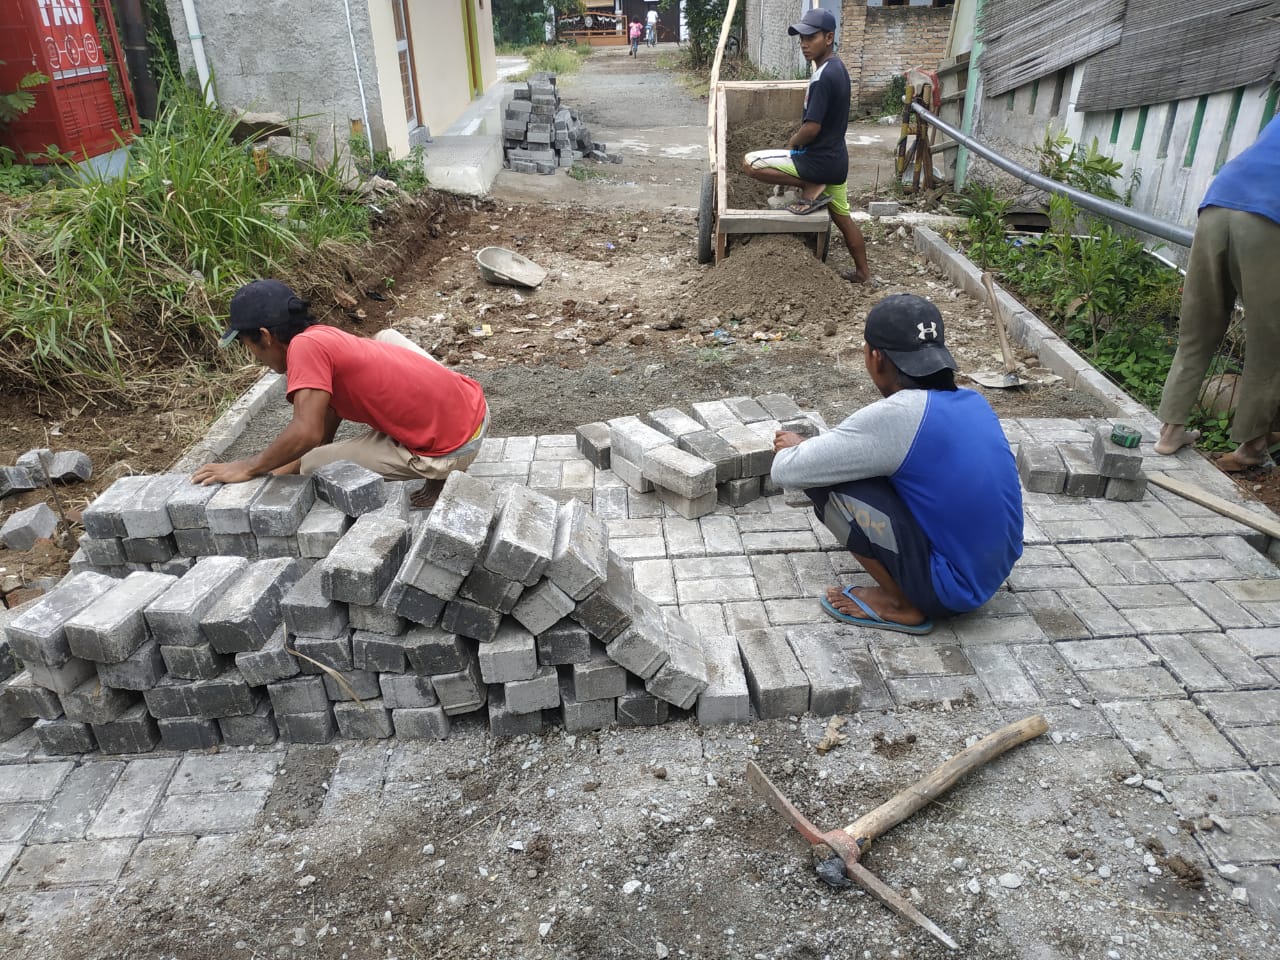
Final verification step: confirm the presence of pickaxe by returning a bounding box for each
[746,714,1048,951]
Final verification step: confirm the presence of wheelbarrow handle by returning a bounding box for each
[843,714,1048,849]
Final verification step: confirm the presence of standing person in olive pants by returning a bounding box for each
[1156,114,1280,471]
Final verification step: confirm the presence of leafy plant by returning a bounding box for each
[880,75,907,118]
[953,185,1012,270]
[348,138,428,194]
[1036,129,1125,201]
[0,63,46,125]
[494,0,552,47]
[510,43,591,81]
[683,0,744,69]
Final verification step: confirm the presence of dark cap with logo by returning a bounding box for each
[788,8,836,35]
[864,294,957,378]
[219,279,310,348]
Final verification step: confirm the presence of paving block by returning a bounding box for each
[312,460,387,516]
[118,474,189,538]
[276,708,336,743]
[459,564,524,613]
[697,631,751,726]
[643,445,716,499]
[190,669,260,718]
[14,447,49,482]
[737,628,809,719]
[213,532,259,559]
[395,540,466,602]
[512,579,575,635]
[322,669,380,702]
[204,476,270,535]
[234,626,299,686]
[79,535,126,566]
[616,680,669,726]
[392,706,451,739]
[1105,476,1148,502]
[92,703,160,754]
[141,676,200,719]
[6,571,119,667]
[352,630,408,673]
[678,430,741,483]
[293,634,353,673]
[165,480,219,529]
[281,561,349,640]
[82,475,152,539]
[379,672,437,709]
[608,453,652,492]
[718,424,774,477]
[479,621,538,683]
[96,639,166,691]
[1060,443,1106,498]
[481,484,558,586]
[4,671,63,719]
[656,485,717,520]
[570,552,634,641]
[441,598,503,642]
[334,698,393,739]
[608,416,675,467]
[202,557,301,654]
[643,407,704,440]
[868,200,900,217]
[487,686,547,737]
[157,716,221,751]
[605,595,671,680]
[25,657,97,696]
[756,394,803,421]
[504,665,560,714]
[572,642,628,701]
[248,475,315,536]
[1091,423,1144,479]
[122,535,177,565]
[34,717,96,755]
[718,477,761,507]
[161,642,233,681]
[403,626,471,675]
[786,626,863,715]
[154,556,196,577]
[420,471,499,574]
[321,515,410,605]
[0,465,36,499]
[536,619,591,666]
[349,586,409,635]
[779,416,821,440]
[546,498,608,601]
[268,676,329,715]
[65,571,175,663]
[1017,443,1067,494]
[691,401,741,432]
[384,579,447,627]
[724,396,771,424]
[61,677,138,724]
[575,421,611,469]
[431,656,487,716]
[0,503,58,551]
[219,700,278,747]
[173,526,218,558]
[644,608,710,709]
[559,682,615,732]
[296,500,352,559]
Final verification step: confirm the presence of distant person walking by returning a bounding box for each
[629,18,643,57]
[1155,114,1280,472]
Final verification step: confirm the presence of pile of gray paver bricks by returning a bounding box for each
[575,394,827,520]
[0,453,861,757]
[0,447,92,551]
[1017,423,1148,502]
[503,72,619,174]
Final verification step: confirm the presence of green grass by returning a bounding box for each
[510,43,593,82]
[0,81,370,397]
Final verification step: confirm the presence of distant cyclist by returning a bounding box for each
[645,7,660,45]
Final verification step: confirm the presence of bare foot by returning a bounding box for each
[1214,449,1275,473]
[410,478,445,509]
[825,585,926,627]
[838,268,870,284]
[1154,424,1200,455]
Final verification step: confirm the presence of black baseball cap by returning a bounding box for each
[864,294,957,378]
[219,279,309,348]
[788,8,836,35]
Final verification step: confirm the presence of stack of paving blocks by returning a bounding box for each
[575,394,826,519]
[0,456,862,757]
[0,447,93,550]
[1016,423,1147,501]
[502,72,618,174]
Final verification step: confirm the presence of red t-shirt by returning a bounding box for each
[285,326,486,457]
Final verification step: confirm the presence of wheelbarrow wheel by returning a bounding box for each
[696,170,715,264]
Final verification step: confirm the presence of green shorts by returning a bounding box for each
[743,149,850,216]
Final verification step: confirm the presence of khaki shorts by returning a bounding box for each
[743,149,851,217]
[298,328,488,481]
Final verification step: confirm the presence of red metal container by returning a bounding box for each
[0,0,139,162]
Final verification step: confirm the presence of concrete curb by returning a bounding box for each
[913,225,1161,437]
[170,372,285,473]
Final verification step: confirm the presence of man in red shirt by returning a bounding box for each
[192,280,489,507]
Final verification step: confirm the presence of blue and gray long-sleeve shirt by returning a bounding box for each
[771,388,1023,612]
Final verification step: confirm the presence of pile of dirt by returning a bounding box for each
[679,234,851,334]
[726,117,797,209]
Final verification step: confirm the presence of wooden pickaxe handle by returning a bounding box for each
[981,271,1019,375]
[843,714,1048,850]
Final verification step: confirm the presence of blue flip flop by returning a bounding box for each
[819,585,934,635]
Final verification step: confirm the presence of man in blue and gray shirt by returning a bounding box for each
[771,295,1023,634]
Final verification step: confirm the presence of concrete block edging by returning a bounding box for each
[171,372,285,473]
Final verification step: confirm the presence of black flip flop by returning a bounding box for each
[785,195,831,215]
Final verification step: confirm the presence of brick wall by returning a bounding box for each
[839,0,952,114]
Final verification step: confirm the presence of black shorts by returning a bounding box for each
[807,478,956,619]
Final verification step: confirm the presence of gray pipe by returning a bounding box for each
[909,102,1196,248]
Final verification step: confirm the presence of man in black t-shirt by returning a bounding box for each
[741,8,870,283]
